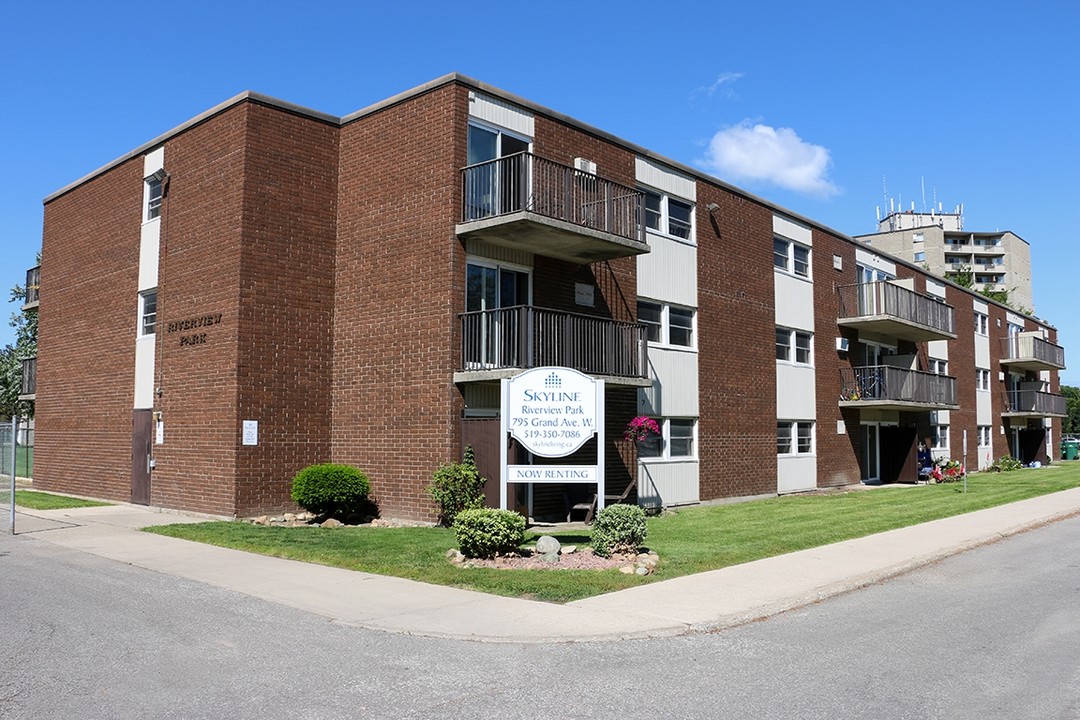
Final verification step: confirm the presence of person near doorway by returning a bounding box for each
[917,437,933,481]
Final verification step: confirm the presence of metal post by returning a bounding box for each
[9,416,16,534]
[962,429,968,494]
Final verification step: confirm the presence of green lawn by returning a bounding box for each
[145,466,1080,603]
[0,490,111,510]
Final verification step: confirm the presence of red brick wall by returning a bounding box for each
[35,159,144,501]
[332,83,467,520]
[696,188,777,499]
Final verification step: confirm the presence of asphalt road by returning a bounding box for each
[2,516,1078,719]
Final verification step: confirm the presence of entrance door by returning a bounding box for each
[131,409,153,504]
[880,425,918,483]
[860,424,879,482]
[1018,427,1047,465]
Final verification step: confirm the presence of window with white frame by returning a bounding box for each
[642,188,693,241]
[929,358,948,375]
[777,421,814,455]
[774,236,810,278]
[931,424,949,451]
[638,418,697,460]
[139,289,157,336]
[775,327,813,365]
[145,174,164,221]
[974,311,989,335]
[976,368,990,391]
[637,299,695,349]
[978,426,991,447]
[914,251,926,262]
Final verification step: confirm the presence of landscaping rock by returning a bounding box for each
[560,545,577,555]
[635,566,649,576]
[540,552,560,563]
[445,549,465,563]
[619,565,636,575]
[320,518,343,528]
[535,535,561,555]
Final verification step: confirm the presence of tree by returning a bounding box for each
[0,261,38,419]
[1062,385,1080,435]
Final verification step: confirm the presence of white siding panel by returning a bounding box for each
[976,389,991,425]
[975,334,990,368]
[635,157,696,201]
[778,455,816,493]
[639,348,698,417]
[776,364,816,419]
[637,235,697,307]
[143,147,164,176]
[139,221,160,291]
[927,339,949,360]
[638,460,699,508]
[468,92,534,137]
[773,214,812,246]
[855,248,897,277]
[926,277,946,299]
[465,239,534,267]
[133,336,155,409]
[774,271,814,331]
[972,298,989,315]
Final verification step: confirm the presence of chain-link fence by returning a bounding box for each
[0,423,33,479]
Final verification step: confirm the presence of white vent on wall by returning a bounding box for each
[836,337,850,352]
[574,157,597,175]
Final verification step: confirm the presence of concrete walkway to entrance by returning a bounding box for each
[8,487,1080,643]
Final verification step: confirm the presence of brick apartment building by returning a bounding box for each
[27,74,1067,520]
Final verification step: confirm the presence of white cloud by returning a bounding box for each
[700,120,839,197]
[693,72,744,100]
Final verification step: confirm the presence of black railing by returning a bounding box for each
[461,152,646,244]
[839,365,956,406]
[460,305,647,379]
[20,357,35,397]
[24,266,40,307]
[837,281,955,335]
[1003,389,1066,416]
[1001,335,1065,368]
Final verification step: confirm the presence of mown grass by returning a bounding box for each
[145,465,1080,603]
[0,490,111,510]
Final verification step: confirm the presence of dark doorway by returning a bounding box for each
[1018,428,1047,465]
[461,418,524,511]
[131,409,153,505]
[880,425,918,483]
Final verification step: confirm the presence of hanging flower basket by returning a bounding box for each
[624,416,660,444]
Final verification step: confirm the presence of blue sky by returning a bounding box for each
[3,1,1078,382]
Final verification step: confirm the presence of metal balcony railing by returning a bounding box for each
[20,356,36,397]
[461,152,646,244]
[839,365,957,406]
[460,305,647,379]
[837,281,955,335]
[23,266,40,308]
[1003,389,1066,416]
[1001,335,1065,368]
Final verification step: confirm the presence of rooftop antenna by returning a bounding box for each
[921,177,926,213]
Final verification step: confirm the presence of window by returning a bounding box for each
[978,426,991,447]
[929,358,948,375]
[931,424,949,451]
[974,312,989,335]
[777,421,814,455]
[976,368,990,391]
[912,232,924,243]
[639,418,697,460]
[774,236,810,278]
[776,327,812,365]
[638,299,695,349]
[145,174,164,221]
[914,251,926,262]
[139,290,157,336]
[642,189,693,241]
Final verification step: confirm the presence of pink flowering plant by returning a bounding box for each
[624,416,661,443]
[930,458,965,483]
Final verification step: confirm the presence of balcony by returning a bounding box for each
[839,365,958,411]
[837,281,956,342]
[457,153,650,264]
[19,356,35,400]
[1000,335,1066,372]
[1002,389,1066,418]
[456,305,649,386]
[22,266,39,311]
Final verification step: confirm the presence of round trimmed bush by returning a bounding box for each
[291,463,371,518]
[453,508,526,559]
[591,503,648,557]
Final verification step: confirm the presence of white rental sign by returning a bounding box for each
[500,367,605,512]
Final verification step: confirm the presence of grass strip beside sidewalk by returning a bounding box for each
[145,467,1080,603]
[0,490,111,510]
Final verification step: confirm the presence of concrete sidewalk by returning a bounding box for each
[7,488,1080,643]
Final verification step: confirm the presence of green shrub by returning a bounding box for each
[991,455,1024,472]
[591,503,648,558]
[427,445,486,526]
[453,508,525,559]
[291,463,371,518]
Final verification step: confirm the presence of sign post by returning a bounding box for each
[9,417,16,534]
[500,367,604,514]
